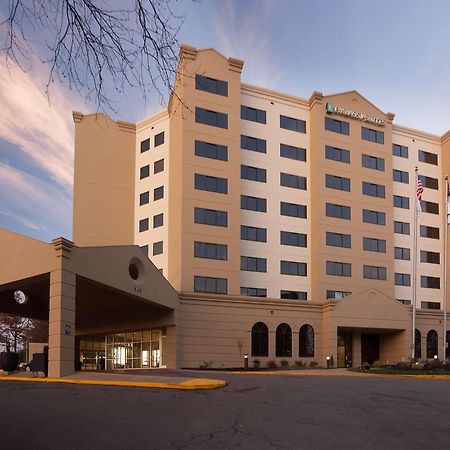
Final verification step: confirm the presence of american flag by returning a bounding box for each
[416,178,424,202]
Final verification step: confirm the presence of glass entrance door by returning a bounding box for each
[337,331,353,368]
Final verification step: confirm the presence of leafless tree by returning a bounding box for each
[1,0,183,111]
[0,314,35,352]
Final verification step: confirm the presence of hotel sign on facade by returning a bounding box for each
[326,102,385,127]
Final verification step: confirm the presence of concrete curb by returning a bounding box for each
[230,371,450,380]
[0,376,227,390]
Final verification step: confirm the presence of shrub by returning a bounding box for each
[267,360,277,369]
[372,360,384,369]
[295,360,306,369]
[309,361,318,368]
[395,361,412,370]
[361,361,370,370]
[280,359,289,369]
[253,359,261,369]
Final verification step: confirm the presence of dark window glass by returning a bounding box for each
[415,329,421,359]
[393,169,409,184]
[326,174,350,191]
[420,251,440,264]
[154,132,164,147]
[195,107,228,129]
[195,242,228,260]
[139,218,149,232]
[241,165,266,182]
[195,74,228,96]
[326,232,351,248]
[153,241,163,255]
[326,290,352,300]
[326,261,351,277]
[395,273,411,286]
[242,288,267,298]
[154,186,164,200]
[420,201,439,215]
[241,195,267,212]
[421,276,440,289]
[325,203,351,220]
[419,175,438,190]
[426,330,439,358]
[195,140,228,161]
[363,265,387,280]
[154,159,164,174]
[325,117,349,135]
[140,138,150,153]
[393,195,410,209]
[362,126,384,144]
[241,135,267,153]
[139,191,149,206]
[153,213,163,228]
[251,322,269,357]
[280,144,306,162]
[195,174,228,194]
[241,225,267,242]
[394,221,410,235]
[362,181,385,198]
[394,247,410,260]
[363,237,386,253]
[281,260,307,276]
[241,256,267,272]
[363,209,386,225]
[140,165,150,179]
[140,245,148,256]
[422,302,440,311]
[418,150,438,165]
[241,105,266,124]
[398,299,412,305]
[281,231,307,247]
[280,115,306,133]
[281,173,307,190]
[281,290,307,300]
[194,276,227,294]
[276,323,292,357]
[325,145,350,163]
[194,207,228,227]
[420,225,439,239]
[281,202,307,218]
[299,324,314,357]
[362,154,385,171]
[393,144,408,158]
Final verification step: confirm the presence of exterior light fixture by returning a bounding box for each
[13,290,28,305]
[434,354,438,360]
[243,354,249,371]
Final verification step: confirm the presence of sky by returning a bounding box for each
[1,0,450,243]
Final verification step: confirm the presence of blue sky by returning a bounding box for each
[1,0,450,242]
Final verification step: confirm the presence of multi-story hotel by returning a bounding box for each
[1,45,450,376]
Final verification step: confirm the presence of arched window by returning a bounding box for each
[426,330,438,358]
[276,323,292,357]
[299,324,314,357]
[251,322,268,357]
[414,329,421,360]
[446,331,450,359]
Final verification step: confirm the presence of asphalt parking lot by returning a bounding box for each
[1,370,449,449]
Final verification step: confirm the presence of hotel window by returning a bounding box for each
[392,143,408,158]
[363,209,385,225]
[362,154,385,171]
[195,242,228,260]
[394,221,410,235]
[195,107,228,129]
[194,276,227,294]
[241,287,267,298]
[154,132,164,147]
[139,218,149,232]
[140,138,150,153]
[394,247,410,260]
[195,174,228,194]
[421,302,440,310]
[326,174,350,192]
[241,195,267,212]
[363,265,387,280]
[420,251,440,264]
[281,173,307,190]
[281,202,307,218]
[421,276,440,289]
[153,213,163,228]
[395,273,411,286]
[154,159,164,174]
[393,195,410,209]
[419,175,438,190]
[241,105,266,124]
[139,191,149,206]
[241,165,266,183]
[326,232,351,248]
[326,290,352,300]
[154,186,164,200]
[281,260,307,276]
[299,324,315,357]
[195,140,228,161]
[420,225,439,239]
[241,256,267,272]
[325,145,350,163]
[140,165,150,179]
[140,245,148,256]
[361,127,384,144]
[195,74,228,96]
[363,237,386,253]
[280,231,307,247]
[153,241,163,256]
[420,201,439,214]
[393,169,409,184]
[241,135,267,153]
[281,290,307,300]
[326,203,351,220]
[325,117,349,135]
[194,207,228,227]
[326,261,351,277]
[241,225,267,242]
[252,322,269,357]
[280,115,306,133]
[397,299,411,305]
[280,143,306,162]
[418,150,438,165]
[362,181,385,198]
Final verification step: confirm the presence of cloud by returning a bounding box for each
[210,0,284,89]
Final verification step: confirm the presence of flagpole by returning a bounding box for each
[444,176,448,364]
[411,167,419,361]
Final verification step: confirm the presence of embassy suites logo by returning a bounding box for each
[326,102,385,127]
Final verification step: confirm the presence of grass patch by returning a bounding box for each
[350,367,450,376]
